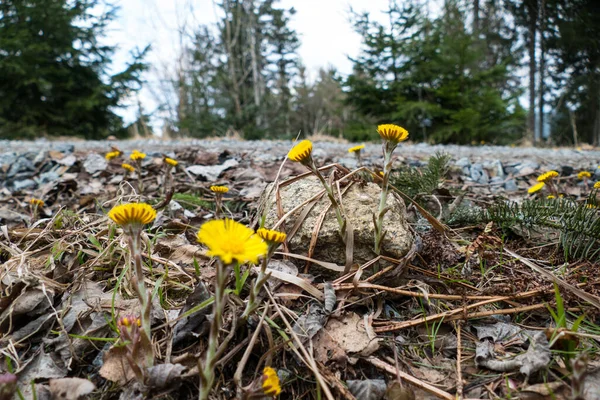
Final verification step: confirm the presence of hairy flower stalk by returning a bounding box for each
[29,198,44,222]
[130,150,146,194]
[374,124,409,254]
[241,228,286,320]
[537,170,559,196]
[196,219,267,400]
[288,140,346,238]
[108,203,156,371]
[348,144,365,166]
[210,186,229,218]
[163,157,178,196]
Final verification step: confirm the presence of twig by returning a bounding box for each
[234,307,268,392]
[366,357,454,400]
[265,288,335,400]
[455,321,463,400]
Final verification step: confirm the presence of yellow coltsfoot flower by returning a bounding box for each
[288,140,313,163]
[130,150,147,161]
[528,182,545,194]
[348,144,365,153]
[210,185,229,193]
[197,219,267,265]
[377,124,409,143]
[29,198,44,207]
[594,181,600,189]
[108,203,157,227]
[257,228,287,244]
[537,170,559,183]
[578,171,591,180]
[547,195,556,199]
[164,157,178,167]
[262,367,281,396]
[122,163,135,173]
[105,151,121,160]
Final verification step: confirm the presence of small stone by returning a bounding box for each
[484,160,505,178]
[83,153,107,174]
[7,156,35,178]
[36,171,60,185]
[504,179,518,192]
[514,161,540,176]
[471,163,489,184]
[338,157,358,169]
[455,157,471,175]
[561,166,574,176]
[13,179,37,191]
[51,144,75,153]
[186,159,238,181]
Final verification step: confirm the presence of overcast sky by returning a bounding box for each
[107,0,394,128]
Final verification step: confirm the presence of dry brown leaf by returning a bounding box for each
[48,378,95,400]
[99,346,139,385]
[314,312,380,364]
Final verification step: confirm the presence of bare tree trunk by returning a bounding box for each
[222,0,243,119]
[527,0,538,145]
[570,109,579,147]
[473,0,480,32]
[244,0,262,129]
[538,0,545,143]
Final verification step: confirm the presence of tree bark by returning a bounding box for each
[222,0,243,120]
[244,0,262,129]
[538,0,545,143]
[527,0,538,145]
[473,0,480,32]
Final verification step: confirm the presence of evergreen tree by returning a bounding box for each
[544,0,600,145]
[0,0,147,139]
[345,0,525,144]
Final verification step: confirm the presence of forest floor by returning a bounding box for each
[1,139,600,399]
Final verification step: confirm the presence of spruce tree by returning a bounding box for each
[0,0,147,139]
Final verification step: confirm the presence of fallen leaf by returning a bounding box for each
[49,378,95,400]
[347,379,387,400]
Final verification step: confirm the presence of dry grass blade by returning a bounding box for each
[276,252,345,272]
[366,357,454,400]
[504,248,600,310]
[263,266,324,300]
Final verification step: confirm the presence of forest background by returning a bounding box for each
[0,0,598,146]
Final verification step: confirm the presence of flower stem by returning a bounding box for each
[310,161,346,239]
[374,144,395,254]
[127,232,154,369]
[199,260,228,400]
[215,194,223,219]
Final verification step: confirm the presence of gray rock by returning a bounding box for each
[561,166,574,176]
[311,148,327,160]
[484,160,505,178]
[83,153,107,174]
[7,156,35,178]
[33,150,47,166]
[0,152,18,168]
[13,179,36,191]
[455,157,471,175]
[186,158,238,181]
[56,154,77,167]
[36,171,60,185]
[456,157,470,167]
[338,156,358,169]
[260,176,413,271]
[471,163,489,184]
[504,179,518,192]
[51,144,75,153]
[513,161,540,176]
